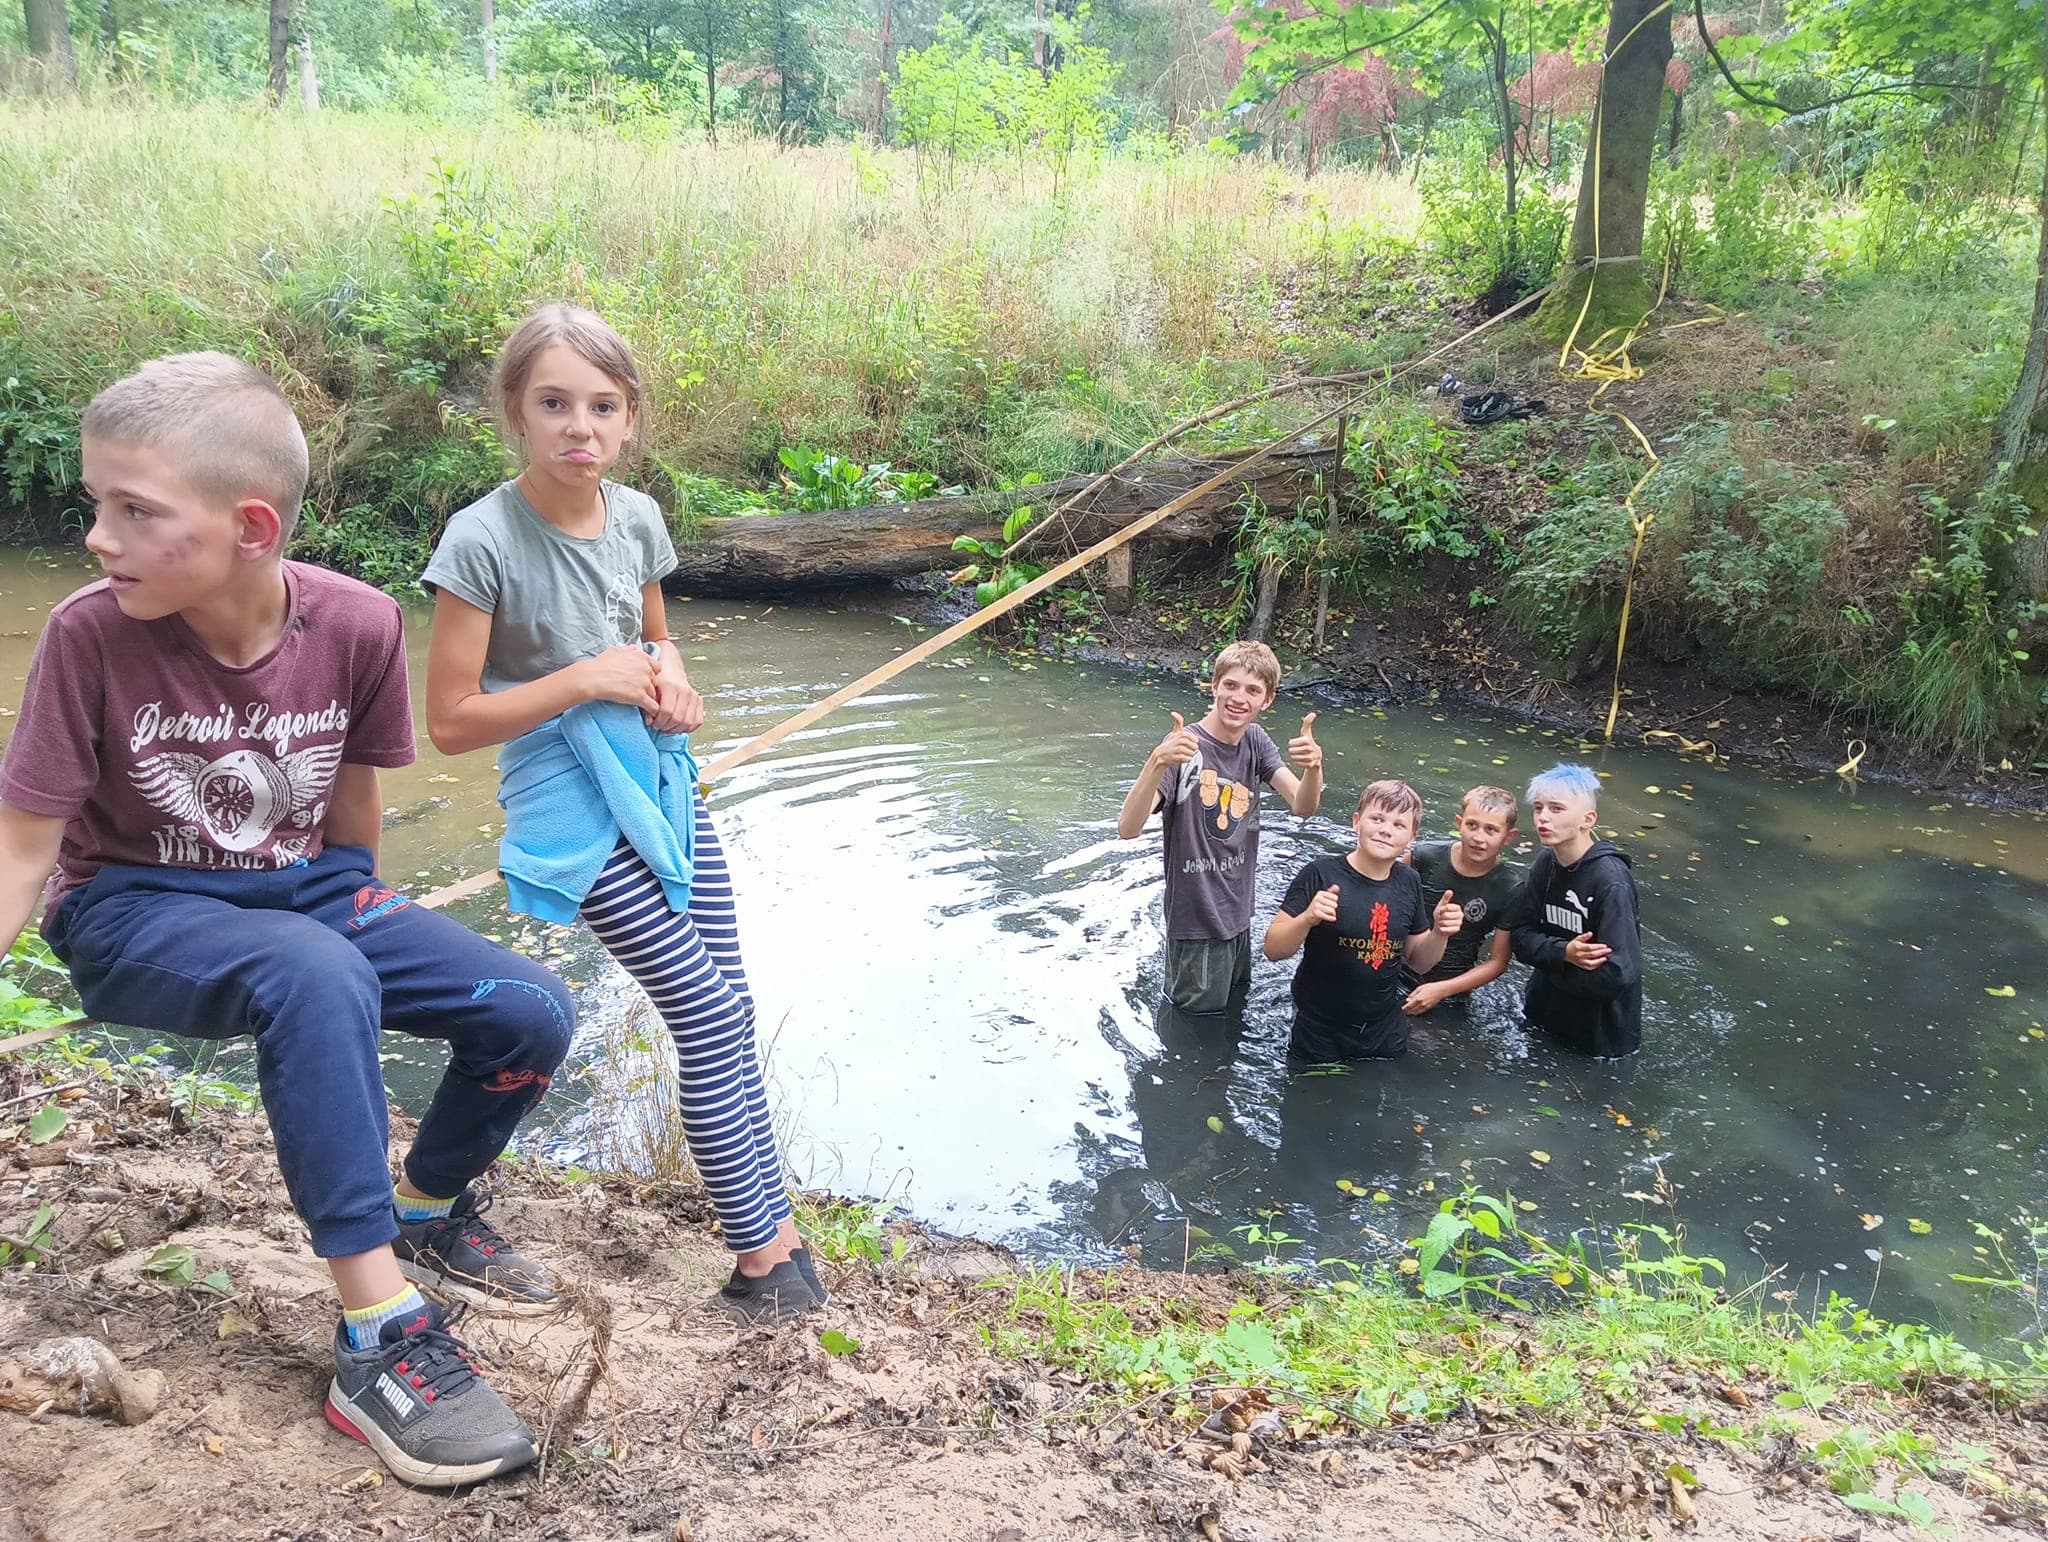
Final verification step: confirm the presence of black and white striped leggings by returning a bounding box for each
[579,799,791,1254]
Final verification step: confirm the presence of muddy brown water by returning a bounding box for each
[2,549,2045,1340]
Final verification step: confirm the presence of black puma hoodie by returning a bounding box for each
[1510,839,1642,1057]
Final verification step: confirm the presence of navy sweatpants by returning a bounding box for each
[47,844,576,1259]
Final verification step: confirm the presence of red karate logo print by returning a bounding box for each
[1363,900,1397,969]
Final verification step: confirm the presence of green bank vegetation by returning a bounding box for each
[2,0,2045,764]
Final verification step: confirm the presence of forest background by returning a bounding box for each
[3,0,2046,769]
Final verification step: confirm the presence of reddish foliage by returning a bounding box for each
[1513,50,1602,116]
[1509,20,1713,120]
[1213,3,1412,159]
[1678,10,1745,49]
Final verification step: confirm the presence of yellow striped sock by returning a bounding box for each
[342,1286,429,1350]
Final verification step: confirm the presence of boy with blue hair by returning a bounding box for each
[1510,763,1644,1056]
[0,353,573,1486]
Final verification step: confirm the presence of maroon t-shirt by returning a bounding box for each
[0,561,416,919]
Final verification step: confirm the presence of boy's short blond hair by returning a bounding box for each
[1356,778,1422,826]
[82,352,310,536]
[1210,640,1281,695]
[1459,784,1518,827]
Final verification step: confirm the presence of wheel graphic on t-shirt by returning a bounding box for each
[131,742,346,854]
[198,755,269,841]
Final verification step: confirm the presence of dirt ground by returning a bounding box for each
[3,1078,2046,1542]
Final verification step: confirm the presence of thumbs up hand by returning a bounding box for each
[1287,710,1323,775]
[1432,887,1465,936]
[1151,710,1201,770]
[1306,884,1341,925]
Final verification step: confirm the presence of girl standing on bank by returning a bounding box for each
[421,304,820,1324]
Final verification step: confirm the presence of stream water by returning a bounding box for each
[3,549,2045,1338]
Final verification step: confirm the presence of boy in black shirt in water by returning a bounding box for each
[1511,763,1644,1056]
[1401,784,1524,1018]
[1265,779,1465,1060]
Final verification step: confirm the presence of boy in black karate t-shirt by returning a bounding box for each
[1265,779,1465,1060]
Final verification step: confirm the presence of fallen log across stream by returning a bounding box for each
[666,443,1341,594]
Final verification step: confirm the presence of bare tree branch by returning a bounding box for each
[1690,0,1975,116]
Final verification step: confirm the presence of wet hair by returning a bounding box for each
[493,304,644,446]
[1356,778,1422,825]
[1459,784,1518,828]
[1526,763,1601,807]
[1210,640,1280,695]
[82,352,309,537]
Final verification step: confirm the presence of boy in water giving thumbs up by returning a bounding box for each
[1265,779,1464,1061]
[1117,642,1322,1014]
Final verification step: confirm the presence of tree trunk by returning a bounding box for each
[1537,0,1673,337]
[704,41,718,142]
[1994,41,2048,602]
[1313,416,1345,652]
[872,0,892,140]
[23,0,78,90]
[2015,90,2042,200]
[267,0,291,107]
[1666,86,1683,153]
[480,0,497,82]
[298,37,318,110]
[1246,559,1282,643]
[1485,20,1518,282]
[1033,0,1046,78]
[667,447,1338,594]
[1974,41,2006,145]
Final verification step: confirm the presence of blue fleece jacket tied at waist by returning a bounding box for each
[496,700,698,924]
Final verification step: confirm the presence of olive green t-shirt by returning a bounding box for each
[1407,838,1524,983]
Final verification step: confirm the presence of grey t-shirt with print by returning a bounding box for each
[1157,723,1284,942]
[422,479,678,692]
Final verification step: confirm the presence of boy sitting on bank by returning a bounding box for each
[1117,641,1322,1015]
[0,354,575,1487]
[1401,784,1525,1018]
[1510,763,1644,1057]
[1265,779,1464,1061]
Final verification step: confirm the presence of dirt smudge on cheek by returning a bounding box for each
[150,532,207,572]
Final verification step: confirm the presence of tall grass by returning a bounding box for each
[0,98,1421,515]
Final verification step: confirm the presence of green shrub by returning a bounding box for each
[1345,400,1471,560]
[1823,135,2030,289]
[1648,145,1818,306]
[1509,425,1855,688]
[0,330,81,509]
[1506,448,1637,661]
[1857,490,2040,761]
[1419,125,1568,304]
[353,160,568,395]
